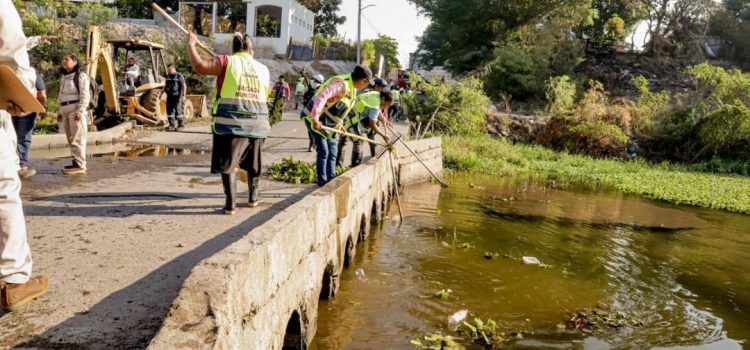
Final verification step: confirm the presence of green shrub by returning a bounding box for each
[698,102,750,153]
[403,74,490,137]
[545,75,577,118]
[569,120,629,157]
[630,76,670,133]
[538,81,631,157]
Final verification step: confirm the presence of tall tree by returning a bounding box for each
[709,0,750,68]
[583,0,648,54]
[371,34,400,75]
[299,0,346,37]
[116,0,178,19]
[408,0,590,74]
[643,0,718,57]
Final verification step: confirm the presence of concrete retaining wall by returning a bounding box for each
[148,137,443,349]
[31,121,134,150]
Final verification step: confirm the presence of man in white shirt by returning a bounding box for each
[0,1,50,311]
[123,56,140,90]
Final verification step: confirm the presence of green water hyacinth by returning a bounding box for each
[444,135,750,214]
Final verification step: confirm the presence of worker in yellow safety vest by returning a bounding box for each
[300,65,373,186]
[336,91,393,168]
[188,32,271,214]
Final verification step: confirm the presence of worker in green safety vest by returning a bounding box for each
[188,32,271,214]
[300,65,373,187]
[336,91,393,168]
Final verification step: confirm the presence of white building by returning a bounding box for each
[178,0,314,56]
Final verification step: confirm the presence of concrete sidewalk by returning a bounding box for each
[1,111,396,348]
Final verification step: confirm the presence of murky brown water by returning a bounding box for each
[311,173,750,349]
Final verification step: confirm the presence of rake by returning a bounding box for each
[320,125,404,221]
[385,124,449,188]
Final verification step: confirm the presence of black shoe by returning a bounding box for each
[63,160,77,169]
[62,165,86,175]
[222,173,237,215]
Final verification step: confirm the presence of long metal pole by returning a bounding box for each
[151,3,216,56]
[356,0,362,64]
[386,124,449,188]
[388,149,404,222]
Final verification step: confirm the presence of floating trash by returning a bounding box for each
[522,256,541,265]
[355,268,368,282]
[448,309,468,331]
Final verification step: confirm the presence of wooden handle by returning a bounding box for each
[320,125,387,147]
[151,3,217,57]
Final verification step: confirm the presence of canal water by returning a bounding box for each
[310,173,750,349]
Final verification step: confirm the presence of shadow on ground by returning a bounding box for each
[6,187,315,349]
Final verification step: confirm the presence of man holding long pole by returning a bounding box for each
[301,65,373,187]
[187,32,271,213]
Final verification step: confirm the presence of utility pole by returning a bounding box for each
[356,1,375,65]
[357,0,362,65]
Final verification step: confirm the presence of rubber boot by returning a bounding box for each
[221,173,237,215]
[249,177,261,208]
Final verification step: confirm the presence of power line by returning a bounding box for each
[361,13,382,35]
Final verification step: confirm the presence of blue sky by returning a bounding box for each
[335,0,430,68]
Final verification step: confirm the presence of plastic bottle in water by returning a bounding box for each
[448,309,468,331]
[355,268,367,281]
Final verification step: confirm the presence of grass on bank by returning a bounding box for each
[443,135,750,214]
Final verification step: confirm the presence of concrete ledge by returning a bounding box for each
[30,121,135,150]
[148,137,442,349]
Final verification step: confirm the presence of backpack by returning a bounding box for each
[73,71,99,110]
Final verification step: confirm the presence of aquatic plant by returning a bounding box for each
[444,135,750,214]
[563,303,644,331]
[410,333,465,350]
[266,156,316,184]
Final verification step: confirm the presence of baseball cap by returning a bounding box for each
[352,65,374,85]
[373,78,386,88]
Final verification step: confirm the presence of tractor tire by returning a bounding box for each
[140,89,166,125]
[183,99,194,120]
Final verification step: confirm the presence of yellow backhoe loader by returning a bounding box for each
[86,26,194,129]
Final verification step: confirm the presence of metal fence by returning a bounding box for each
[289,45,314,61]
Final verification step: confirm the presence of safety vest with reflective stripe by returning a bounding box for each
[212,52,271,138]
[391,89,401,104]
[346,91,381,132]
[301,74,357,138]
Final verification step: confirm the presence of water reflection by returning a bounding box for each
[311,174,749,349]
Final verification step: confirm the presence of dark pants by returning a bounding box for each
[210,134,264,179]
[305,120,337,187]
[336,124,363,168]
[305,122,315,149]
[166,96,184,128]
[368,132,377,157]
[389,104,401,121]
[12,113,37,167]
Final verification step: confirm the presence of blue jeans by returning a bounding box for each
[307,122,338,187]
[12,113,36,167]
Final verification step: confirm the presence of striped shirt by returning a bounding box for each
[309,79,348,122]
